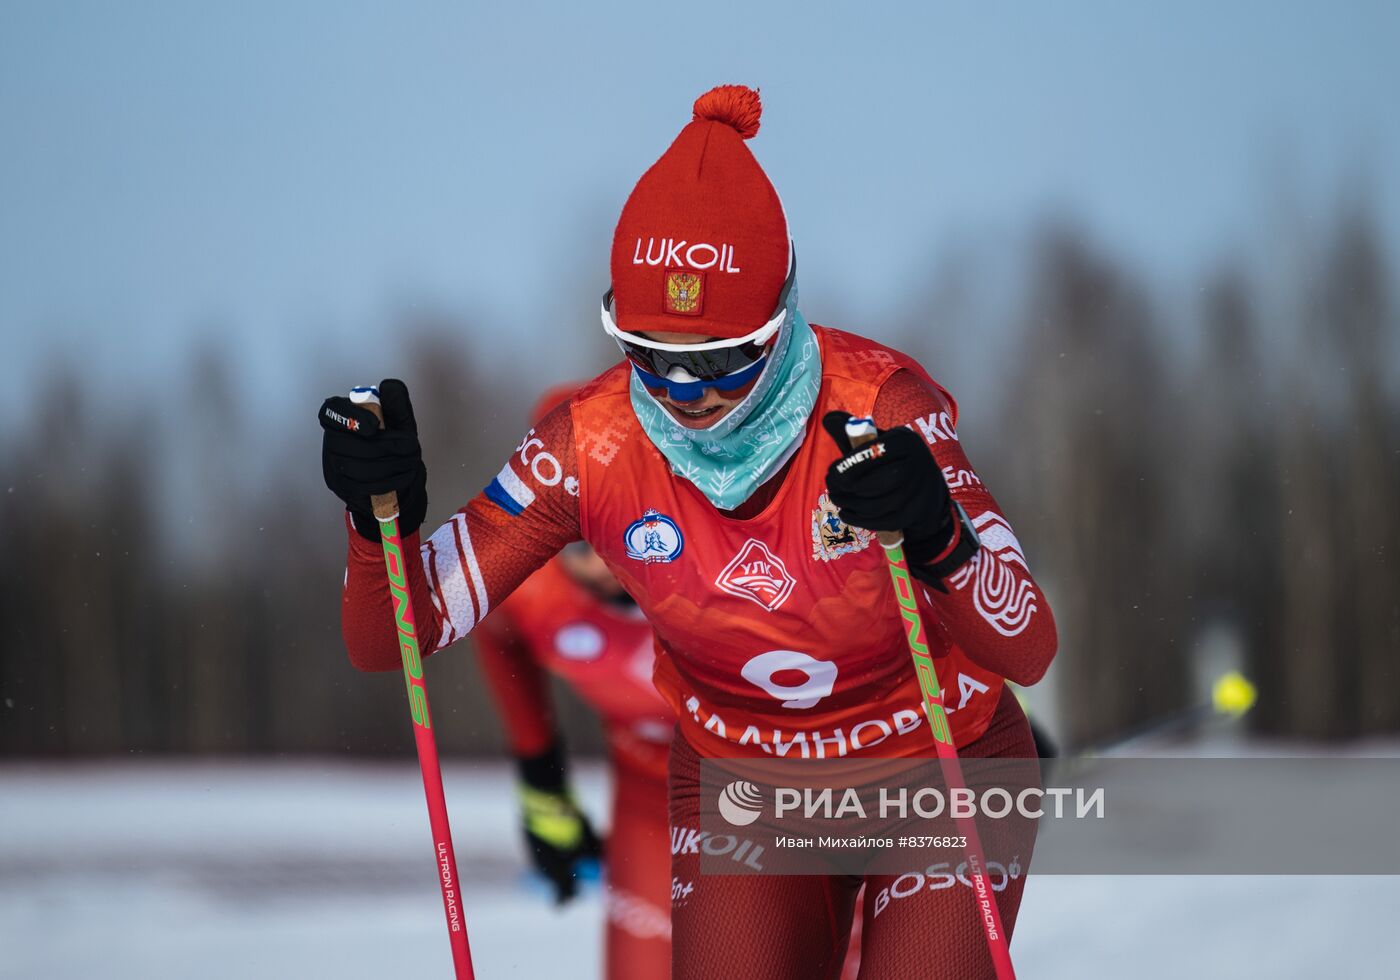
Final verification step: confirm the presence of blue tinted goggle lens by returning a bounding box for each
[631,355,769,402]
[619,337,769,382]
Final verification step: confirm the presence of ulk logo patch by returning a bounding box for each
[624,509,685,564]
[716,538,795,611]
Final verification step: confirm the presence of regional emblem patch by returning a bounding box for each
[811,492,875,562]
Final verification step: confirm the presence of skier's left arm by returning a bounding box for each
[827,369,1058,686]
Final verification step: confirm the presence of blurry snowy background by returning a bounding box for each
[1,1,1398,977]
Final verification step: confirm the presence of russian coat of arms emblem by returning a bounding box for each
[664,270,703,315]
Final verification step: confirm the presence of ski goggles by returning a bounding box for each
[600,258,796,401]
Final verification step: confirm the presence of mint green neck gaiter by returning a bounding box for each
[629,287,822,511]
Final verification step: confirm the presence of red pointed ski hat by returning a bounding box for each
[609,85,791,340]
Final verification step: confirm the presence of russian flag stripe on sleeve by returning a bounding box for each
[485,463,536,516]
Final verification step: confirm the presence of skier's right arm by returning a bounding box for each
[321,381,581,671]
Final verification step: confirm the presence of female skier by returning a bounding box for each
[321,85,1056,978]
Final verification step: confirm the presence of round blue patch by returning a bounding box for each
[624,509,685,564]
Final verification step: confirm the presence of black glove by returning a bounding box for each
[319,379,427,542]
[822,410,957,567]
[516,743,603,905]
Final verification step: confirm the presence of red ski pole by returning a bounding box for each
[844,417,1017,980]
[358,390,476,979]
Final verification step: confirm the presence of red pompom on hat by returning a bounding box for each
[609,84,790,340]
[693,84,763,138]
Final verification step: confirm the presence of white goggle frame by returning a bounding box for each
[600,295,785,352]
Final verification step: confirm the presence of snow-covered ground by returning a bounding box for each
[1,759,1395,979]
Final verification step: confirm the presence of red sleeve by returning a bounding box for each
[340,401,582,672]
[873,369,1058,686]
[474,605,558,758]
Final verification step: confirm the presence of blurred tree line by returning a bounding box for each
[1,205,1395,756]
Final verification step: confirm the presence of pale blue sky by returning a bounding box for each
[1,1,1396,423]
